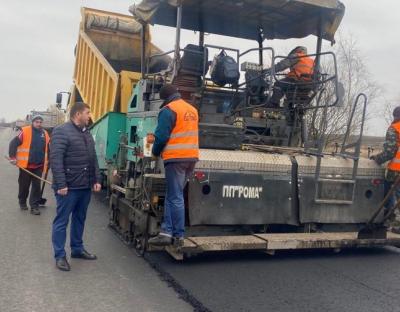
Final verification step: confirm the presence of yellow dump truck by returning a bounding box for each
[69,7,168,122]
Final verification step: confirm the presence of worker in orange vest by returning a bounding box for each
[268,46,315,108]
[371,106,400,232]
[148,84,199,247]
[8,115,50,215]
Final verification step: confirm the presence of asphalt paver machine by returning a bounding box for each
[108,0,400,259]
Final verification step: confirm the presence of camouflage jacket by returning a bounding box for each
[274,51,299,73]
[374,125,399,182]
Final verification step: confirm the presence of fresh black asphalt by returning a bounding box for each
[146,247,400,312]
[2,126,400,312]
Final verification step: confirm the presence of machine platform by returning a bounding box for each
[162,232,400,260]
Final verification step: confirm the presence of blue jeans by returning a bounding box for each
[52,189,91,259]
[384,180,400,215]
[161,162,195,238]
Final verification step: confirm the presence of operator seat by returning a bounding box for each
[179,44,209,76]
[284,72,320,107]
[172,44,209,94]
[285,84,316,107]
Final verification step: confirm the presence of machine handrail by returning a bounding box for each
[237,47,275,89]
[272,51,340,108]
[311,93,368,204]
[200,44,240,88]
[273,51,338,84]
[239,47,274,58]
[340,93,368,163]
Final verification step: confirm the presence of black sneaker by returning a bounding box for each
[391,226,400,234]
[56,257,71,271]
[19,203,28,210]
[38,198,47,206]
[148,233,173,246]
[30,207,40,215]
[173,237,185,248]
[71,249,97,260]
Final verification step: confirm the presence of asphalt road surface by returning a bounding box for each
[146,248,400,312]
[0,127,191,312]
[2,126,400,312]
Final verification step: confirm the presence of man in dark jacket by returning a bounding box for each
[50,102,101,271]
[8,115,50,215]
[148,84,199,247]
[371,106,400,232]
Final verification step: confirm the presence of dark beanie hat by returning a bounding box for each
[159,84,178,100]
[32,114,44,122]
[393,106,400,119]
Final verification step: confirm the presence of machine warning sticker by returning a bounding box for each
[222,185,263,199]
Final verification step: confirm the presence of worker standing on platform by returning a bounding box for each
[50,102,102,271]
[8,115,50,215]
[371,106,400,232]
[148,85,199,247]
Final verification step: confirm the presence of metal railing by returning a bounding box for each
[312,93,368,205]
[272,51,340,109]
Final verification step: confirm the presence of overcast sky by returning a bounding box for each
[0,0,398,135]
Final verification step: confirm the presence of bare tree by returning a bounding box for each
[381,94,400,127]
[306,32,382,147]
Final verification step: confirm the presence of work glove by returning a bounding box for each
[369,155,377,162]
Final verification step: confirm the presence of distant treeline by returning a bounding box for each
[327,135,385,149]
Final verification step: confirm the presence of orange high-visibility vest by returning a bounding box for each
[161,99,199,161]
[388,121,400,171]
[16,126,50,170]
[287,52,314,81]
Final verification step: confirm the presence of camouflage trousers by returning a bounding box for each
[384,180,400,226]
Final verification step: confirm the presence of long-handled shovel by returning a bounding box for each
[4,156,52,205]
[358,175,400,239]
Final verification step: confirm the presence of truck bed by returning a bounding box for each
[71,7,168,122]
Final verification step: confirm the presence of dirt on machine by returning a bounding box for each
[68,1,400,260]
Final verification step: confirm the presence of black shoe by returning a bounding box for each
[71,249,97,260]
[391,227,400,234]
[19,203,28,210]
[148,233,173,246]
[173,237,185,248]
[56,257,71,271]
[30,207,40,215]
[38,198,47,206]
